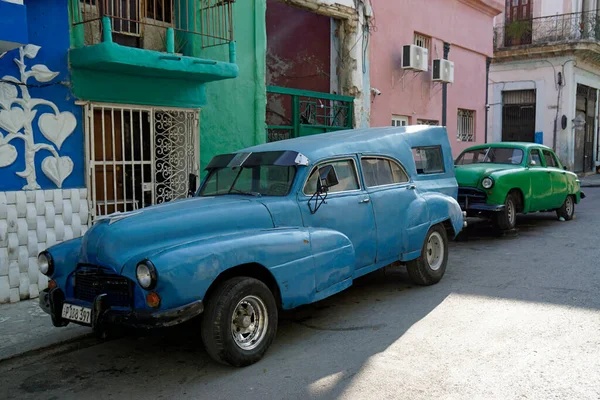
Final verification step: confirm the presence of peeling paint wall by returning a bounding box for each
[266,0,331,92]
[266,0,333,128]
[270,0,372,128]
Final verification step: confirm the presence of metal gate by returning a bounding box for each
[84,103,200,219]
[502,90,536,142]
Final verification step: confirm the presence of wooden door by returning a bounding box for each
[505,0,533,46]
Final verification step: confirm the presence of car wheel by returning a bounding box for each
[556,195,575,221]
[201,277,278,367]
[496,192,517,231]
[406,224,448,286]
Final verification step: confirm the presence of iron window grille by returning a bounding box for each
[457,109,475,142]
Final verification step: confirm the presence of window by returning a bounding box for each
[412,146,445,174]
[542,150,559,168]
[304,160,360,194]
[456,147,524,165]
[529,149,542,166]
[414,33,431,50]
[457,109,475,142]
[361,158,409,187]
[417,119,439,126]
[391,115,409,127]
[200,165,297,197]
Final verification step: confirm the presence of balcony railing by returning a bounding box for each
[266,86,354,143]
[71,0,234,51]
[494,10,600,50]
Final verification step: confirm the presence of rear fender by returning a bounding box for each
[422,192,464,236]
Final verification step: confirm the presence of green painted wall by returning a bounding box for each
[196,0,267,177]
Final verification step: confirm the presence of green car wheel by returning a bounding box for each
[495,193,517,231]
[556,195,575,221]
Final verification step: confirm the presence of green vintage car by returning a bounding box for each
[454,142,584,231]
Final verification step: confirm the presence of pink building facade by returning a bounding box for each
[368,0,503,157]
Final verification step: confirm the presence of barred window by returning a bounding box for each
[414,33,431,50]
[417,119,439,126]
[457,109,475,142]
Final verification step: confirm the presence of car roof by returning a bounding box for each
[459,142,553,152]
[241,125,449,163]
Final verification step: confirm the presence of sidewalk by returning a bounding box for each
[581,173,600,188]
[0,298,91,362]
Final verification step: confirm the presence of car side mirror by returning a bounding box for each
[188,173,198,197]
[317,165,339,194]
[563,166,568,171]
[529,160,537,166]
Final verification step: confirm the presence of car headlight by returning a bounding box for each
[136,260,157,290]
[481,177,494,189]
[38,252,53,276]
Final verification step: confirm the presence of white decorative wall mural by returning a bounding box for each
[0,45,75,190]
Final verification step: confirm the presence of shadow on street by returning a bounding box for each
[2,189,599,400]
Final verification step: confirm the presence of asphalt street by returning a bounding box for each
[2,189,599,400]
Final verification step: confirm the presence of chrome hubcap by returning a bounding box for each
[565,197,573,216]
[231,295,268,350]
[426,231,444,271]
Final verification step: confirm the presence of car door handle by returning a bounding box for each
[359,198,370,204]
[407,184,416,190]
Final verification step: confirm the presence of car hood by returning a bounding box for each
[454,163,521,187]
[78,196,274,272]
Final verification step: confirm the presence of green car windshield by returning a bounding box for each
[455,147,524,166]
[199,165,297,197]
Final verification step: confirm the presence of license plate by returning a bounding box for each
[61,303,92,325]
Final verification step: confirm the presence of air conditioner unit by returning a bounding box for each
[432,59,455,83]
[402,44,428,72]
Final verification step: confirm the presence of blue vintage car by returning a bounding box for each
[38,126,465,366]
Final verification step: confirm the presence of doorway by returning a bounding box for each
[502,89,536,142]
[85,103,200,219]
[575,84,596,173]
[504,0,533,46]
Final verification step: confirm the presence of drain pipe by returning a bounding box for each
[442,42,451,127]
[485,56,491,143]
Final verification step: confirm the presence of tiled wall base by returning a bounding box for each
[0,189,90,304]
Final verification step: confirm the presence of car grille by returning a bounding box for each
[73,266,132,307]
[458,187,487,206]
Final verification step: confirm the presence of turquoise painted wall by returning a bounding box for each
[196,0,267,177]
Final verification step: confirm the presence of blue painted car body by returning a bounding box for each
[40,126,464,328]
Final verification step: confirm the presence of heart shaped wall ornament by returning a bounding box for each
[0,143,18,167]
[0,82,18,110]
[41,155,74,188]
[38,112,76,150]
[0,107,26,133]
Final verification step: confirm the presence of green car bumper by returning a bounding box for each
[457,187,505,214]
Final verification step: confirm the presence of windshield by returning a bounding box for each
[455,147,524,165]
[199,165,297,197]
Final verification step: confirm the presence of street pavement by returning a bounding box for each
[0,297,91,362]
[1,189,600,399]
